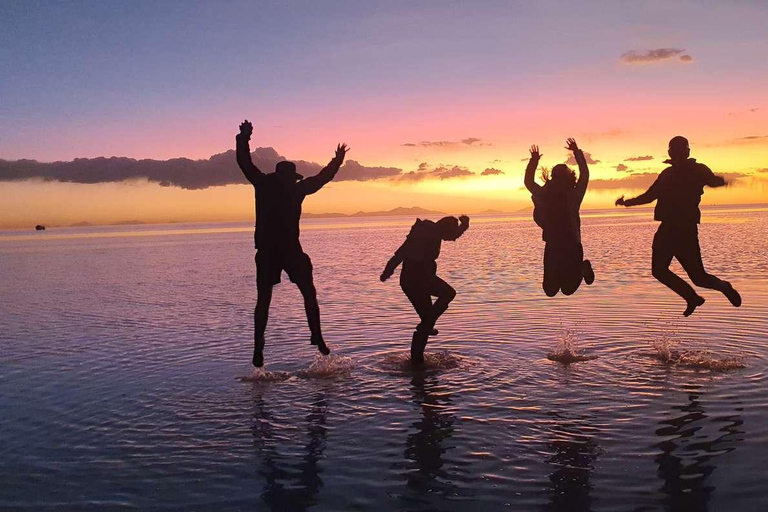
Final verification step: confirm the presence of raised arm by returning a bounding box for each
[524,145,543,194]
[235,120,263,185]
[300,143,349,195]
[616,176,660,207]
[566,138,589,201]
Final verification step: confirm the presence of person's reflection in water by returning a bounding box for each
[402,370,461,507]
[251,391,329,511]
[654,387,744,512]
[543,420,600,512]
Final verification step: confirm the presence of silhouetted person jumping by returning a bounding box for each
[616,136,741,316]
[236,119,349,367]
[524,138,594,297]
[380,215,469,365]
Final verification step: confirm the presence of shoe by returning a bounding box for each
[583,260,595,285]
[722,281,742,307]
[311,336,331,356]
[683,295,705,317]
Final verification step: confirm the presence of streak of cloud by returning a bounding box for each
[620,48,693,64]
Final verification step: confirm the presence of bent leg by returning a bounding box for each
[676,228,726,291]
[403,283,434,328]
[561,243,585,296]
[652,226,697,302]
[428,276,456,328]
[542,242,561,296]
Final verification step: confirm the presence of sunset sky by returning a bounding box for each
[1,1,767,228]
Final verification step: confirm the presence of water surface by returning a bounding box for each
[2,207,767,511]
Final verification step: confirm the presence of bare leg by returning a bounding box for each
[254,285,273,367]
[296,279,329,355]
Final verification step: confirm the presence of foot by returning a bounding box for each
[253,350,264,368]
[721,281,742,307]
[582,260,595,285]
[683,295,705,317]
[416,323,438,336]
[311,336,331,356]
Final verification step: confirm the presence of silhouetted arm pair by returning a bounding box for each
[236,120,264,185]
[523,145,542,194]
[300,144,350,195]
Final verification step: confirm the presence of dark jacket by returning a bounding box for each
[625,159,724,225]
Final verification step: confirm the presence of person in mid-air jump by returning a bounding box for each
[236,119,349,367]
[616,136,741,316]
[524,138,594,297]
[380,215,469,365]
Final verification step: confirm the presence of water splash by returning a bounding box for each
[547,329,598,364]
[237,367,292,383]
[651,334,746,370]
[296,353,354,379]
[379,349,464,372]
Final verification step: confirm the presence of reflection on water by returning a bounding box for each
[544,421,600,512]
[403,370,459,506]
[654,387,744,512]
[251,391,328,511]
[1,208,768,510]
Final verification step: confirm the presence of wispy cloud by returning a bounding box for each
[624,155,654,162]
[395,162,475,182]
[402,137,491,148]
[616,164,629,172]
[620,48,693,64]
[481,168,504,176]
[565,152,600,165]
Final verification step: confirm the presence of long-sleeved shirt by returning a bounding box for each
[624,158,724,225]
[236,134,342,250]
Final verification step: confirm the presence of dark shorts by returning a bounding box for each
[256,249,313,288]
[543,239,584,291]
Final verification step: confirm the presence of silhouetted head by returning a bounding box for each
[436,216,462,240]
[275,161,303,185]
[541,164,577,190]
[668,136,690,161]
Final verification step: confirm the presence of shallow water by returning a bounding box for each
[2,207,767,511]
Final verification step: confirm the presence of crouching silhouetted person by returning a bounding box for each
[236,119,349,367]
[524,138,594,297]
[380,215,469,365]
[616,136,741,316]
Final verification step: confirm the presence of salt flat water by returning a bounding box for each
[1,207,767,511]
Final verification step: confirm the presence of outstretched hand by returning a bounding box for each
[335,143,350,161]
[615,195,626,206]
[239,120,253,139]
[565,138,579,152]
[380,269,393,282]
[529,145,542,160]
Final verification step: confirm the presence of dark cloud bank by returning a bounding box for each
[0,148,498,190]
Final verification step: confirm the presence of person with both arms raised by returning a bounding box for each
[236,119,349,367]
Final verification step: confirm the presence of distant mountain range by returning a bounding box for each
[304,206,446,218]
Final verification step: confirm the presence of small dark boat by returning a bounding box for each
[35,225,46,231]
